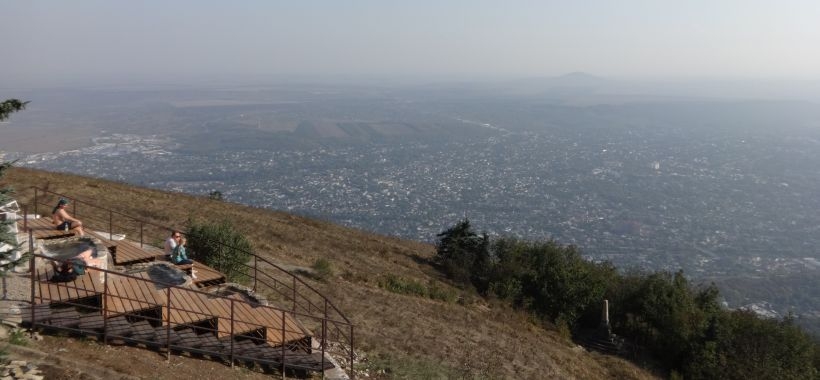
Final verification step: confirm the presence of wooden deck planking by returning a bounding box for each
[120,276,140,313]
[211,296,267,339]
[166,292,193,326]
[34,267,103,304]
[104,272,164,317]
[86,231,159,265]
[19,217,74,240]
[165,287,215,327]
[32,229,310,350]
[116,239,164,264]
[133,272,166,307]
[253,306,308,345]
[175,261,226,287]
[106,277,130,316]
[222,297,307,345]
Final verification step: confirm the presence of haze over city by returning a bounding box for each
[3,1,820,88]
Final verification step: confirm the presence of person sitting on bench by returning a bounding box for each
[52,198,84,236]
[171,235,193,265]
[164,230,180,258]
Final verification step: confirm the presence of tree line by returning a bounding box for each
[436,219,819,379]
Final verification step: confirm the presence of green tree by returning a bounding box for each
[435,219,490,289]
[687,311,818,380]
[185,220,252,283]
[0,100,27,120]
[492,238,614,326]
[607,271,722,372]
[1,99,29,276]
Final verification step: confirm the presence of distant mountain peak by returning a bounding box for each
[552,72,606,86]
[558,71,601,80]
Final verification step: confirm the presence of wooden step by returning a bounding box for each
[77,314,106,331]
[19,304,52,326]
[257,350,335,372]
[127,320,157,343]
[47,307,82,328]
[152,327,182,346]
[105,316,133,338]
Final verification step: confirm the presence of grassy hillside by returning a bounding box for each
[4,166,657,379]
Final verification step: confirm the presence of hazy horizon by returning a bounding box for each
[4,1,820,89]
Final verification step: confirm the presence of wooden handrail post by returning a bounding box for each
[166,286,172,361]
[230,299,235,368]
[103,270,109,345]
[349,324,355,380]
[281,311,287,379]
[28,229,35,337]
[108,211,113,240]
[322,300,328,377]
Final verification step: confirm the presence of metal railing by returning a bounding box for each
[23,187,355,378]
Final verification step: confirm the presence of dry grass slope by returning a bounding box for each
[4,167,658,379]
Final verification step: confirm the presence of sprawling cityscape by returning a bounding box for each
[3,86,820,329]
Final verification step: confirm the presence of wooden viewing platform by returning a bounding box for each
[24,230,319,372]
[14,189,348,376]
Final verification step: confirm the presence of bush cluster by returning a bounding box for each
[311,258,333,281]
[436,219,820,379]
[186,219,252,283]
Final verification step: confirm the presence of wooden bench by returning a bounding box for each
[19,217,74,240]
[87,231,160,265]
[169,260,226,287]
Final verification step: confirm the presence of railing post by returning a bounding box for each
[108,211,113,240]
[166,286,172,361]
[28,229,35,337]
[349,324,355,380]
[33,187,38,215]
[292,277,297,312]
[281,311,287,379]
[230,298,235,368]
[253,255,257,292]
[322,300,327,378]
[103,270,109,345]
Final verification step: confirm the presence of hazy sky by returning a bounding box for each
[4,0,820,87]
